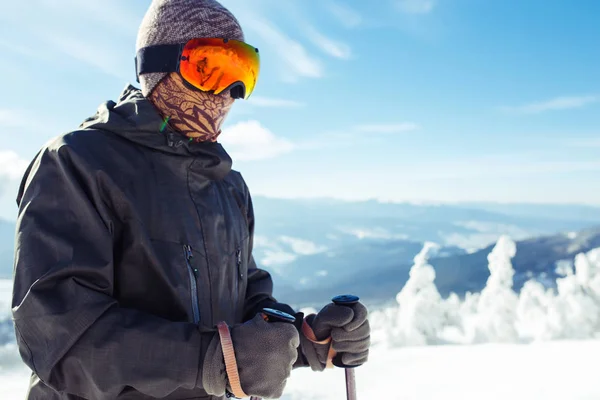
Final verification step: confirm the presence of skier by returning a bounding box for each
[11,1,370,399]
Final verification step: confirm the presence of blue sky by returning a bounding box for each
[0,0,599,220]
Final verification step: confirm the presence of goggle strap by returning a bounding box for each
[135,44,183,82]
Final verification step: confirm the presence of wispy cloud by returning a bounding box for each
[326,1,363,28]
[220,120,295,161]
[37,0,138,34]
[42,33,126,79]
[305,26,352,60]
[395,0,437,14]
[407,158,600,180]
[356,123,421,134]
[0,39,38,58]
[245,19,323,81]
[0,109,29,130]
[247,97,305,108]
[0,1,133,81]
[500,95,598,114]
[0,109,49,132]
[567,138,600,147]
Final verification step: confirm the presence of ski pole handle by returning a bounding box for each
[331,295,361,369]
[261,308,297,324]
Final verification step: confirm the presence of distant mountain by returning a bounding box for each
[252,197,599,250]
[252,197,600,300]
[279,226,600,308]
[460,202,600,222]
[2,198,599,286]
[266,238,465,291]
[0,221,14,279]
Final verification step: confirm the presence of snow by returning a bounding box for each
[3,340,600,399]
[282,340,600,400]
[472,235,519,342]
[373,238,600,346]
[2,238,600,399]
[393,242,445,345]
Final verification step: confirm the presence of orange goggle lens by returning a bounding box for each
[179,38,260,100]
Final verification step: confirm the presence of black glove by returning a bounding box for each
[202,314,300,399]
[300,302,370,371]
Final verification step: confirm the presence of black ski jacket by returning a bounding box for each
[11,85,283,400]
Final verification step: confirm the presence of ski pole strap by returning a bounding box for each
[217,322,248,399]
[301,318,336,369]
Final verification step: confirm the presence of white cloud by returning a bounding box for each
[253,235,276,249]
[395,0,437,14]
[247,97,305,108]
[305,26,352,60]
[339,227,409,241]
[220,120,295,161]
[0,151,28,182]
[279,236,328,255]
[0,151,29,202]
[501,95,598,114]
[260,250,297,267]
[246,19,323,81]
[326,1,363,28]
[356,123,421,134]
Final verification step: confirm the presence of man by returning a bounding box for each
[11,1,370,399]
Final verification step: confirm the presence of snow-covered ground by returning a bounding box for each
[2,237,600,399]
[2,340,600,399]
[283,340,600,400]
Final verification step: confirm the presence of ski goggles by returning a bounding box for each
[135,38,260,99]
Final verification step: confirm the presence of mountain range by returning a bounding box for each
[276,226,600,308]
[1,198,599,308]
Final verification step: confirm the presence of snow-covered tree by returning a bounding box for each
[474,235,519,342]
[544,250,600,339]
[516,280,552,341]
[586,248,600,301]
[394,242,445,345]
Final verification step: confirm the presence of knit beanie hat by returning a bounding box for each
[136,0,245,97]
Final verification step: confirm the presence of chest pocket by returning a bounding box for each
[184,180,250,326]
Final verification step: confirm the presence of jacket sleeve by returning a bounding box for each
[12,145,210,399]
[239,190,309,368]
[241,192,278,321]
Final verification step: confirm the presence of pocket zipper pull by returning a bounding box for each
[236,248,244,279]
[236,248,242,266]
[185,245,193,259]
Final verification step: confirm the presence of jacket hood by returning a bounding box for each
[80,84,233,179]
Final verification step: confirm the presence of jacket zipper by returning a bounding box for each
[184,245,201,324]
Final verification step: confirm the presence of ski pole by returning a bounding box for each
[250,308,297,400]
[331,295,361,400]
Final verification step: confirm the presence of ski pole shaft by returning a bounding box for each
[250,308,297,400]
[344,368,357,400]
[332,295,361,400]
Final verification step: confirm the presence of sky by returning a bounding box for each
[0,0,599,220]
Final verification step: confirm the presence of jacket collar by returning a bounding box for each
[80,84,233,180]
